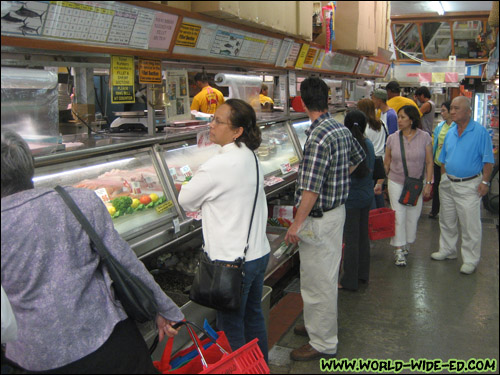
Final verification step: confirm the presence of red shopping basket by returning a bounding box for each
[201,338,269,374]
[368,208,395,240]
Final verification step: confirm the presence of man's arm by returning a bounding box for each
[478,163,494,197]
[285,190,318,245]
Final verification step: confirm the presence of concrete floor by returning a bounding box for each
[268,201,499,374]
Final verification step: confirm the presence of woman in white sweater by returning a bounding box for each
[178,99,271,362]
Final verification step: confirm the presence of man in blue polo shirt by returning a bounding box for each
[431,96,494,274]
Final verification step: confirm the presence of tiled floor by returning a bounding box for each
[267,202,499,374]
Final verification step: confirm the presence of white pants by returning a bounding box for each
[438,174,482,266]
[388,179,423,248]
[299,205,345,355]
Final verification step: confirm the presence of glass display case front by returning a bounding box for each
[33,148,178,240]
[160,141,221,193]
[258,121,300,177]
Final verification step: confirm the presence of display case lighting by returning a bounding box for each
[32,158,135,183]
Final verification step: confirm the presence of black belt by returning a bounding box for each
[447,173,481,183]
[309,204,338,218]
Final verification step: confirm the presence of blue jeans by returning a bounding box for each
[216,253,270,363]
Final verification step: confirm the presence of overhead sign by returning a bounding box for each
[138,59,162,84]
[111,55,135,104]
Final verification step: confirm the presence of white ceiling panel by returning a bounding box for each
[390,1,493,16]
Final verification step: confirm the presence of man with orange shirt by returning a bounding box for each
[191,73,225,114]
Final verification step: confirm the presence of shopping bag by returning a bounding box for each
[153,321,232,374]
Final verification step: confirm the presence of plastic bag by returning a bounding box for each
[297,216,324,246]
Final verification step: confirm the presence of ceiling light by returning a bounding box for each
[434,1,445,16]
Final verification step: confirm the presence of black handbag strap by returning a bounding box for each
[54,185,111,261]
[399,131,425,180]
[242,152,260,261]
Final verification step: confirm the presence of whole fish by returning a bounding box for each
[15,5,46,22]
[18,23,41,36]
[2,12,26,23]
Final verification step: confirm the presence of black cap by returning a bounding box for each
[385,81,400,93]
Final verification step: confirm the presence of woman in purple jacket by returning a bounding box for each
[1,129,183,373]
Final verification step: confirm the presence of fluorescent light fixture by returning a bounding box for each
[32,158,135,183]
[434,1,445,16]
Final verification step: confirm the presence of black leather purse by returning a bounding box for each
[189,153,259,312]
[398,132,425,206]
[55,186,158,323]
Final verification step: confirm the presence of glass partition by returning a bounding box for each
[393,23,423,60]
[422,22,452,59]
[453,21,483,59]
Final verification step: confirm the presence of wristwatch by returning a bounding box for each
[481,180,491,187]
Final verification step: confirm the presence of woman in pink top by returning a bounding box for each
[384,105,433,266]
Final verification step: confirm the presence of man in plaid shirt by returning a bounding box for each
[286,77,365,361]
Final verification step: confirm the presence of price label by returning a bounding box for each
[94,188,111,203]
[131,181,142,194]
[280,162,292,174]
[289,156,299,165]
[180,165,193,178]
[156,200,174,214]
[173,218,180,234]
[169,168,178,180]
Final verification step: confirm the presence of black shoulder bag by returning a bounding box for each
[55,185,158,323]
[398,132,425,206]
[189,153,259,312]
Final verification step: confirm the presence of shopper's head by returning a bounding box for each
[357,98,382,132]
[398,105,421,130]
[1,129,34,198]
[260,84,268,95]
[299,77,329,112]
[344,110,369,178]
[371,89,388,109]
[415,86,431,99]
[385,81,400,99]
[210,99,261,150]
[450,96,472,125]
[440,100,452,122]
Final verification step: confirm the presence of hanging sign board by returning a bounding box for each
[111,55,135,104]
[175,22,201,48]
[138,59,162,84]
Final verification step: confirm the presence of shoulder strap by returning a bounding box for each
[54,186,110,260]
[242,152,260,261]
[399,132,409,177]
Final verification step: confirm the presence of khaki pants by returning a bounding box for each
[438,174,482,266]
[299,205,345,355]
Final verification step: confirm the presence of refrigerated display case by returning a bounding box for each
[474,93,488,125]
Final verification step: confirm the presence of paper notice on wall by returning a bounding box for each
[111,55,135,104]
[148,12,178,50]
[432,73,445,83]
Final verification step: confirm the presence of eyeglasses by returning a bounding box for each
[211,117,231,127]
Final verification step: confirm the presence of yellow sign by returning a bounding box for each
[111,56,135,104]
[175,22,201,48]
[289,156,299,165]
[156,200,174,214]
[304,48,318,66]
[295,44,310,69]
[138,59,162,84]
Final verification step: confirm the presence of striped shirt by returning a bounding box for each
[295,112,366,211]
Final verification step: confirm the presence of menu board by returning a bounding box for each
[0,1,174,51]
[275,38,295,67]
[173,18,282,65]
